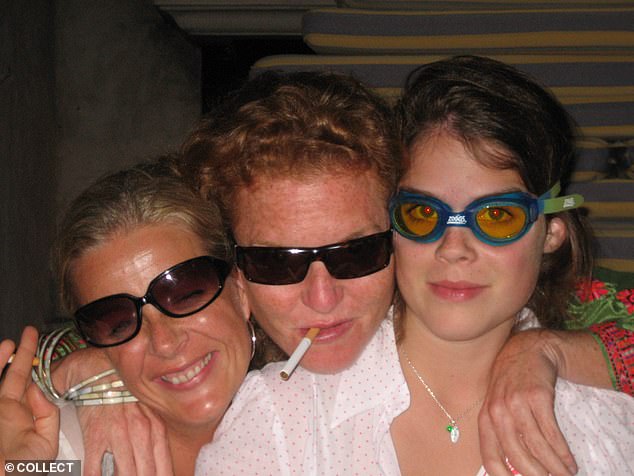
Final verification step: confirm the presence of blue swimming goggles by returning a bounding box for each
[389,182,583,246]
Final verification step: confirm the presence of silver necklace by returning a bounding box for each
[402,349,483,444]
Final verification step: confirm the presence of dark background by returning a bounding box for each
[1,0,314,341]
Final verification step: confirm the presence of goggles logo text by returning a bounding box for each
[447,215,467,225]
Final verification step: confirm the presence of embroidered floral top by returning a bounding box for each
[568,270,634,395]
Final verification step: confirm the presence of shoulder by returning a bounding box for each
[196,369,288,475]
[555,378,634,419]
[554,379,634,473]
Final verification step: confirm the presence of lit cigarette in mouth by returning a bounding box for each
[280,327,320,381]
[7,354,40,366]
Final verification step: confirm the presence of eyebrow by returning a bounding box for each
[237,228,389,249]
[397,186,526,202]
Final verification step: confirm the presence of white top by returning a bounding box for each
[196,316,409,475]
[57,403,83,461]
[197,312,634,475]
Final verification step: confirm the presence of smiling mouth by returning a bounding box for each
[160,352,212,385]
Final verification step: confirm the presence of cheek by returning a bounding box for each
[356,266,395,303]
[495,237,545,295]
[245,283,295,316]
[515,225,547,270]
[105,344,145,381]
[394,239,429,278]
[197,300,252,355]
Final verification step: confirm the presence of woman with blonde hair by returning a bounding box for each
[0,157,254,475]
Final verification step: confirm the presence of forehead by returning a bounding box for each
[403,131,526,203]
[71,224,207,302]
[232,170,389,247]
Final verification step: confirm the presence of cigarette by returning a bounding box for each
[280,327,320,381]
[7,354,40,366]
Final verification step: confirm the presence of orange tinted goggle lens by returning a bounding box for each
[475,205,528,239]
[398,203,439,237]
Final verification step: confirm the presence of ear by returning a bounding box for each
[233,268,251,322]
[543,216,567,254]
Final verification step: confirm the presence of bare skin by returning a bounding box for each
[0,327,59,462]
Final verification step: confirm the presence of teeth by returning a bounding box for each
[161,353,212,385]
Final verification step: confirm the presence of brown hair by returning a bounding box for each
[180,71,401,230]
[52,155,230,313]
[395,55,594,329]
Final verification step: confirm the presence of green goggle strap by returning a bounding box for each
[539,182,584,215]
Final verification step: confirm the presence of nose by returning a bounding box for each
[300,261,344,314]
[435,227,477,264]
[141,305,188,357]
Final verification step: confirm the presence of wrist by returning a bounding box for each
[531,329,568,377]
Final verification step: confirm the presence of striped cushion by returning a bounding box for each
[302,8,634,55]
[592,223,634,273]
[574,138,611,182]
[570,180,634,219]
[340,1,634,11]
[569,180,634,272]
[251,54,634,138]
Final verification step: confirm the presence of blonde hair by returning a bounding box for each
[52,155,230,312]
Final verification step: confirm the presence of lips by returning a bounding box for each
[160,352,213,385]
[429,280,486,301]
[301,319,353,343]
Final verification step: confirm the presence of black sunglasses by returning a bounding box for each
[74,256,230,348]
[234,230,393,285]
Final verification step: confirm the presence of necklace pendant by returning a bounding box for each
[447,425,460,443]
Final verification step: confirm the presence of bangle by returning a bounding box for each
[49,328,88,363]
[31,326,138,406]
[589,321,634,396]
[31,326,75,403]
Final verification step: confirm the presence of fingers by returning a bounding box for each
[486,398,548,476]
[79,406,134,476]
[138,404,174,476]
[26,383,60,456]
[83,444,113,476]
[0,327,38,400]
[484,391,576,476]
[478,409,513,476]
[483,329,578,476]
[114,404,156,476]
[75,407,104,476]
[520,402,577,476]
[80,403,159,476]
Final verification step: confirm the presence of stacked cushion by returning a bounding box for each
[340,1,634,11]
[302,8,634,55]
[252,54,634,138]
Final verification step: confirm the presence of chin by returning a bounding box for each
[302,351,360,375]
[169,401,225,428]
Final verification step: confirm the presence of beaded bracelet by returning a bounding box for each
[32,326,138,406]
[589,321,634,396]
